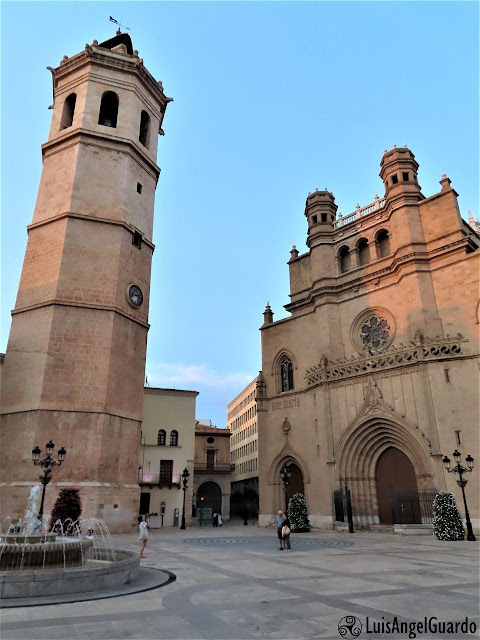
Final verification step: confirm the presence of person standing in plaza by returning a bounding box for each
[213,512,219,527]
[276,511,285,550]
[282,514,292,550]
[138,515,149,558]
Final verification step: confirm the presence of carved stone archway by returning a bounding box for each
[335,414,433,526]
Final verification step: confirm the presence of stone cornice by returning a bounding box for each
[41,128,161,181]
[11,299,150,330]
[144,387,199,397]
[27,211,155,251]
[0,407,142,422]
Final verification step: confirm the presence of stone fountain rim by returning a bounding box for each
[1,563,176,608]
[0,548,135,580]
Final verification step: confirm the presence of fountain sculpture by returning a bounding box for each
[0,486,139,602]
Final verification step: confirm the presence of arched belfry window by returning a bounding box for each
[157,429,166,446]
[139,110,150,148]
[60,93,76,130]
[279,355,294,392]
[98,91,119,128]
[170,430,178,446]
[358,238,370,266]
[339,246,351,273]
[376,229,391,258]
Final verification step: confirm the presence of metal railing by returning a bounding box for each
[389,488,437,524]
[194,463,234,473]
[138,472,181,486]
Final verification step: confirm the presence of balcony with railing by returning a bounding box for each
[194,462,235,474]
[138,471,181,486]
[333,195,386,229]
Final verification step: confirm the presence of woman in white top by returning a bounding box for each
[138,515,149,558]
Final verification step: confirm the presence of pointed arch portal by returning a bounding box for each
[336,417,433,526]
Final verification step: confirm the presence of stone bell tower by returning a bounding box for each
[0,32,172,532]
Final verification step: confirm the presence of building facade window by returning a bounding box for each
[98,91,119,128]
[206,449,215,470]
[279,354,294,392]
[339,246,351,273]
[376,229,391,258]
[159,459,173,483]
[60,93,76,130]
[170,430,178,446]
[139,110,150,147]
[358,238,370,266]
[157,429,166,446]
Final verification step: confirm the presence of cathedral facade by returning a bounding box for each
[257,146,479,532]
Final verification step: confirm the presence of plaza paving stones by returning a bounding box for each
[0,524,478,639]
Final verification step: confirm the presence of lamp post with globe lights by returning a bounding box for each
[180,468,190,530]
[442,450,476,541]
[31,441,67,524]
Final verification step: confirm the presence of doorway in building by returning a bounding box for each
[376,447,420,524]
[285,463,304,511]
[197,481,222,521]
[139,492,150,515]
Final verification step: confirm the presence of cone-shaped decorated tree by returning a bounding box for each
[432,492,464,541]
[49,487,82,536]
[288,493,311,532]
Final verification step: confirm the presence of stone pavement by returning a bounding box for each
[1,523,479,639]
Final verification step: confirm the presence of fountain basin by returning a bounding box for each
[0,536,93,570]
[0,550,139,600]
[1,533,57,545]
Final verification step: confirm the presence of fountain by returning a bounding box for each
[0,486,139,601]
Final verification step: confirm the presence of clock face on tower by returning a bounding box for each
[127,284,143,308]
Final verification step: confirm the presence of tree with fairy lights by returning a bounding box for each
[432,492,464,541]
[287,493,311,532]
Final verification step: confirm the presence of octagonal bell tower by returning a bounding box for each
[0,32,172,531]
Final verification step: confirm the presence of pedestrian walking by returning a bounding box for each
[282,515,292,550]
[218,513,223,527]
[213,512,219,527]
[276,510,285,550]
[138,515,149,558]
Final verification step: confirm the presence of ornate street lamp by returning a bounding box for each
[180,467,190,530]
[280,463,291,514]
[443,450,476,541]
[31,441,67,523]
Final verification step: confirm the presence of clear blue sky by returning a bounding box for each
[1,1,478,428]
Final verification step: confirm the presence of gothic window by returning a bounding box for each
[139,110,150,147]
[376,229,391,258]
[358,238,370,266]
[279,355,294,392]
[170,430,178,446]
[339,246,351,273]
[157,429,166,446]
[60,93,76,130]
[98,91,119,128]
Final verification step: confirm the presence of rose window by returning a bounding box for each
[360,315,391,353]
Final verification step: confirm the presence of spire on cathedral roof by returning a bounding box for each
[263,302,274,326]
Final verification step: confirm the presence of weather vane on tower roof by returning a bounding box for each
[109,16,131,32]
